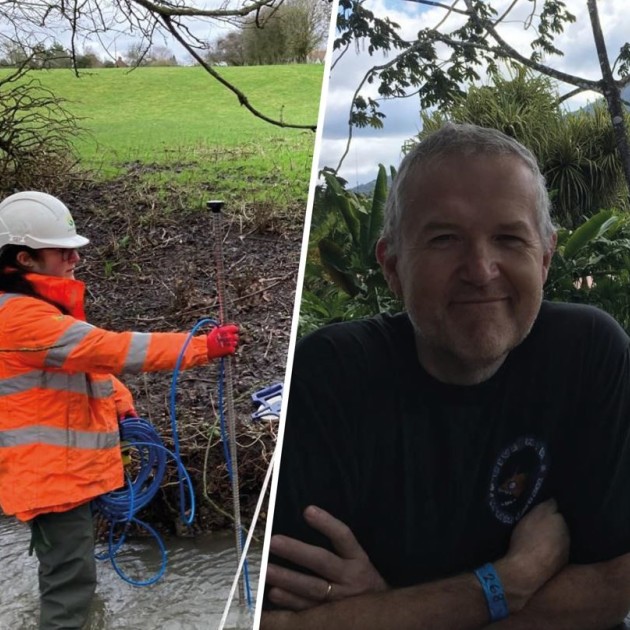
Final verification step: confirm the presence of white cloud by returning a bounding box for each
[319,134,409,186]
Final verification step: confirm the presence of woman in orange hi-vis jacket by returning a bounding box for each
[0,191,239,630]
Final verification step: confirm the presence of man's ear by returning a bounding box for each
[541,231,558,284]
[376,237,402,297]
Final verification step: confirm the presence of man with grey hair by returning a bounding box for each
[263,123,630,629]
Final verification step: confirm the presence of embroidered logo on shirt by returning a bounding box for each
[488,436,548,525]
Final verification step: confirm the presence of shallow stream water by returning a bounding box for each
[0,516,260,629]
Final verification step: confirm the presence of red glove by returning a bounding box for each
[207,323,239,359]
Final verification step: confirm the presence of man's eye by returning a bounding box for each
[497,235,524,244]
[430,234,457,244]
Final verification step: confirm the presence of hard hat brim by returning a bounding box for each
[22,234,90,249]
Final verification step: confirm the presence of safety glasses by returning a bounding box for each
[46,248,79,261]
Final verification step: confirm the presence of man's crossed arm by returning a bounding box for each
[262,501,630,630]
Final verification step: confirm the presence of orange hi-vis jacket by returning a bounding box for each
[0,272,210,521]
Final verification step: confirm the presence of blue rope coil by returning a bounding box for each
[93,419,195,586]
[93,318,253,602]
[95,419,167,523]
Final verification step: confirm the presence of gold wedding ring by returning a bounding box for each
[323,582,333,602]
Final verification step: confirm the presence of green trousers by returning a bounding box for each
[30,502,96,630]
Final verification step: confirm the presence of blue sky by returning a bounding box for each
[316,0,630,186]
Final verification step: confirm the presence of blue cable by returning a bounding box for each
[172,322,252,608]
[169,317,215,523]
[93,321,208,586]
[93,425,195,586]
[94,319,254,601]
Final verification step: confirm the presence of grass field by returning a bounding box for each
[2,65,324,215]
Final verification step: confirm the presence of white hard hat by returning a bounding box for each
[0,191,89,249]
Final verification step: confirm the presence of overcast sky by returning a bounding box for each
[316,0,630,187]
[2,1,239,64]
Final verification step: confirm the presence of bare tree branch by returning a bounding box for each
[161,13,316,131]
[495,0,520,26]
[403,0,468,17]
[0,0,324,129]
[129,0,284,21]
[461,0,600,93]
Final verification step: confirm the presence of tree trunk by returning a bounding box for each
[587,0,630,197]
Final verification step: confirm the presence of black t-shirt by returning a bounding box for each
[271,301,630,588]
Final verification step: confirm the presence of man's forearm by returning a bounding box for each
[262,572,490,630]
[262,556,539,630]
[262,501,569,629]
[485,555,630,630]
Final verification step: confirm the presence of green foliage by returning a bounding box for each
[419,67,627,229]
[531,0,576,60]
[335,0,405,55]
[420,67,559,158]
[618,42,630,78]
[0,41,73,69]
[545,210,630,333]
[241,0,330,65]
[333,0,630,217]
[34,42,73,69]
[208,32,245,67]
[75,50,103,69]
[299,166,401,337]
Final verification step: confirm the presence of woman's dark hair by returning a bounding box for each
[0,245,70,314]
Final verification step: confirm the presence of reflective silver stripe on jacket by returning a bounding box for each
[43,321,95,368]
[0,426,119,449]
[123,333,151,373]
[0,371,114,398]
[0,293,20,308]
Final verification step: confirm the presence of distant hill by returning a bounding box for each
[580,83,630,113]
[351,176,392,195]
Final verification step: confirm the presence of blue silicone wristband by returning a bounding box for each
[473,563,510,622]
